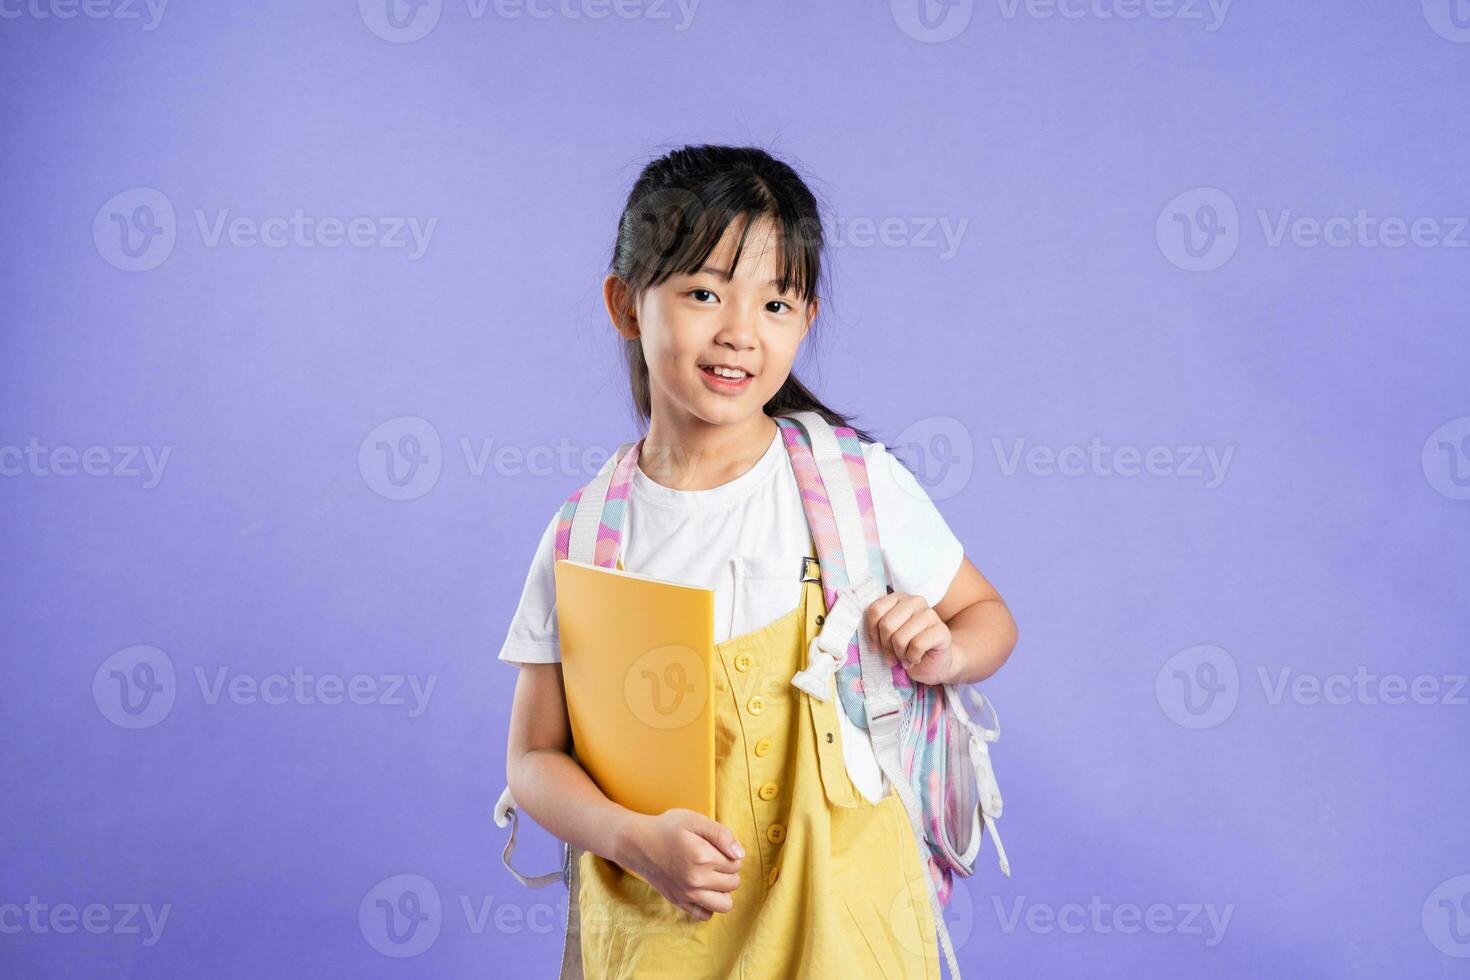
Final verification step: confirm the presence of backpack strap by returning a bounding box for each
[496,440,641,917]
[492,786,564,888]
[776,411,965,980]
[780,411,907,708]
[776,416,894,710]
[557,441,641,565]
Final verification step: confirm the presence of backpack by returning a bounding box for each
[493,410,1011,979]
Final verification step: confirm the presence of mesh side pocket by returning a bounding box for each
[930,699,981,874]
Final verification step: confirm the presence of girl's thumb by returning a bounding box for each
[693,815,745,861]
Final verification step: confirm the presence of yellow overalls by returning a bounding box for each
[573,549,941,979]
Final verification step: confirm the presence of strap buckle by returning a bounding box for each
[800,556,821,583]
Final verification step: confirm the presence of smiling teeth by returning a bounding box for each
[708,366,748,379]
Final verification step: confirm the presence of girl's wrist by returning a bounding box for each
[609,809,649,871]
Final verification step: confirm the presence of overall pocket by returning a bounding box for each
[828,793,940,979]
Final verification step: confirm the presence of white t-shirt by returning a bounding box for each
[496,424,966,802]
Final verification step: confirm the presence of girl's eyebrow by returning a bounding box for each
[693,266,790,290]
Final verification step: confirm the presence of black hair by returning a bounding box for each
[607,143,879,446]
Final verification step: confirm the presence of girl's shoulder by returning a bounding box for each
[857,438,931,503]
[858,437,966,607]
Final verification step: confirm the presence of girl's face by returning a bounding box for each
[612,215,816,431]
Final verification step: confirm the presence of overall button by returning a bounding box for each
[757,781,779,801]
[753,737,772,757]
[734,652,753,672]
[747,695,766,715]
[767,864,781,887]
[766,823,785,844]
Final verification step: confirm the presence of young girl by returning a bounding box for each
[498,144,1018,979]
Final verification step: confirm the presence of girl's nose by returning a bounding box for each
[713,313,757,347]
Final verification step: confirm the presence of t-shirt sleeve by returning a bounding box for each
[496,506,563,665]
[865,441,966,609]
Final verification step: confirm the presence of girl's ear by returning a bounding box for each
[603,273,639,339]
[802,295,819,340]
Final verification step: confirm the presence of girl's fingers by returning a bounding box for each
[889,619,916,664]
[670,893,710,919]
[902,622,948,667]
[871,594,926,657]
[687,815,744,864]
[697,868,742,893]
[889,611,941,664]
[687,888,735,915]
[708,851,742,875]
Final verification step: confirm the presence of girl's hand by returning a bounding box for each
[865,590,955,686]
[619,809,744,920]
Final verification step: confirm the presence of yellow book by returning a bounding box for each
[554,559,716,878]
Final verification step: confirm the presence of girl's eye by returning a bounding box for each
[686,288,792,313]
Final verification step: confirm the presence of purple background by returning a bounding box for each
[3,1,1469,977]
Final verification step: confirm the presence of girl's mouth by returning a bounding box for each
[699,364,754,394]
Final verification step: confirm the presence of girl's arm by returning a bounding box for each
[505,662,641,867]
[868,555,1019,687]
[505,662,745,919]
[930,555,1018,685]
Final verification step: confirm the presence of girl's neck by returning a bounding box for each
[637,414,778,492]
